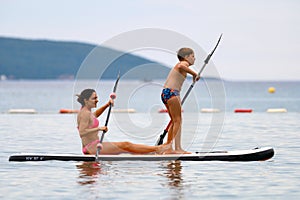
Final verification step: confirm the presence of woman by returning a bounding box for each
[77,88,169,155]
[161,48,200,154]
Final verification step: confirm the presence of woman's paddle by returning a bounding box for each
[96,71,120,159]
[155,34,223,146]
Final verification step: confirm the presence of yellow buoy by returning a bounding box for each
[268,87,276,93]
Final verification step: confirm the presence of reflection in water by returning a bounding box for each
[165,161,183,187]
[76,162,105,185]
[161,160,184,199]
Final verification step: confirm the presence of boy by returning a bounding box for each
[161,48,200,154]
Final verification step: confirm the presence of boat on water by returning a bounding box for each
[9,147,274,162]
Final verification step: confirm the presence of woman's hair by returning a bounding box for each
[76,89,96,106]
[177,48,194,61]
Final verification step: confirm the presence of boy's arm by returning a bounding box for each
[177,63,200,82]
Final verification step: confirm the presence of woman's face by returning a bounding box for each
[85,92,98,108]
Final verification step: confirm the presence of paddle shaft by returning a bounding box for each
[156,34,222,146]
[96,72,120,158]
[99,104,113,143]
[100,72,120,143]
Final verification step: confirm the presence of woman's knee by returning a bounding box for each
[120,141,132,149]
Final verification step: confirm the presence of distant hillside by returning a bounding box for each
[0,37,170,80]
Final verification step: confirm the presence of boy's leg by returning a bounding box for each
[166,96,182,150]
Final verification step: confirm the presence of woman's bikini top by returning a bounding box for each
[89,115,99,128]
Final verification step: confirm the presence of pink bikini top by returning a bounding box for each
[77,111,99,130]
[89,116,99,128]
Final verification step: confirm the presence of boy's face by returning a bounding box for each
[185,53,195,65]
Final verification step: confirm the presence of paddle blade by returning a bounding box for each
[156,130,168,146]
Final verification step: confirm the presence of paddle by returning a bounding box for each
[96,71,121,159]
[155,34,223,146]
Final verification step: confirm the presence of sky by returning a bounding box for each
[0,0,299,81]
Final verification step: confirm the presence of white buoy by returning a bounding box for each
[200,108,221,113]
[112,109,136,113]
[267,108,287,113]
[8,109,37,114]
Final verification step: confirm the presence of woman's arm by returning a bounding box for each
[94,101,110,117]
[78,112,106,137]
[80,126,106,137]
[94,99,114,117]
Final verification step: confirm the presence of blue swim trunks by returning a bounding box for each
[161,88,180,104]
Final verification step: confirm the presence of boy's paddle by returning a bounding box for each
[155,34,222,146]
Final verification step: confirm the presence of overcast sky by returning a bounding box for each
[1,0,299,81]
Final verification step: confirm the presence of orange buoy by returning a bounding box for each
[158,109,168,113]
[59,109,79,114]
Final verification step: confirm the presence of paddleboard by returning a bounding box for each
[9,147,274,162]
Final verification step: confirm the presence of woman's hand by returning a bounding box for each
[98,126,108,132]
[108,99,114,107]
[97,143,103,150]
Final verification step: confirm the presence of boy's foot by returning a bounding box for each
[174,150,192,154]
[156,143,172,154]
[162,149,177,154]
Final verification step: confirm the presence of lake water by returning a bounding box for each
[1,80,300,199]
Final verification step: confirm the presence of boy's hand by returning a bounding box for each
[193,74,200,82]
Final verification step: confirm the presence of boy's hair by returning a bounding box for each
[177,48,194,61]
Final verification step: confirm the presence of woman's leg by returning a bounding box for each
[101,142,169,155]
